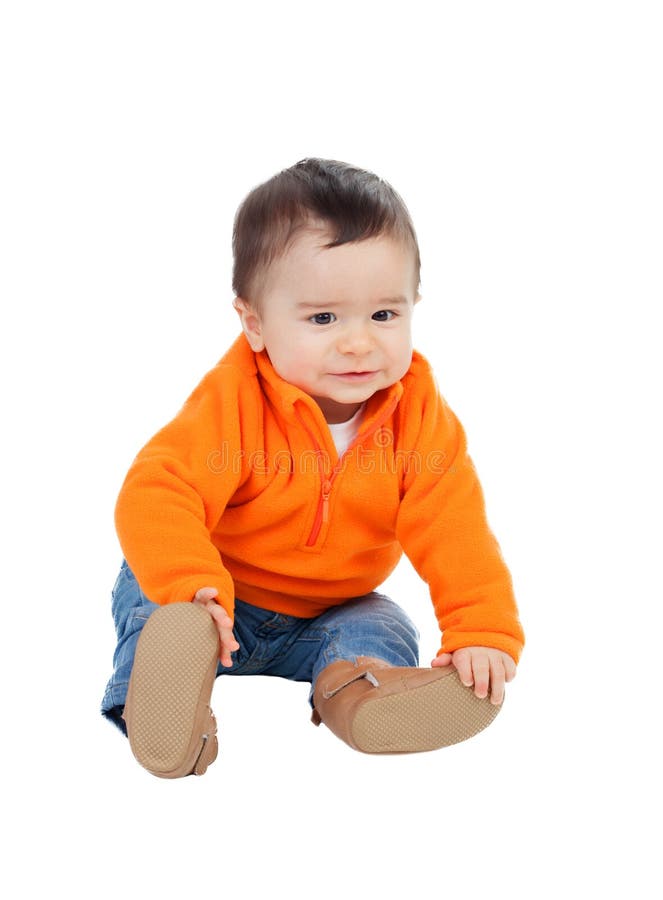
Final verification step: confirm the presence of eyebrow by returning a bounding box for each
[295,296,409,310]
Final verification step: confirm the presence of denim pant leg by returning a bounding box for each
[252,592,420,706]
[101,565,421,729]
[307,592,420,695]
[101,560,159,734]
[99,565,310,733]
[100,566,315,733]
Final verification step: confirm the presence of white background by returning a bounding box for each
[1,1,661,897]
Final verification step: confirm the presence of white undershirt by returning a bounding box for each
[327,404,366,457]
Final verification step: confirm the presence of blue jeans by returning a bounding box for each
[101,560,420,734]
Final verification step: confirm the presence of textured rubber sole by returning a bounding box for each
[351,671,500,753]
[124,602,220,778]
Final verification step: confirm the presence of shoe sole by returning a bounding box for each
[124,602,220,778]
[351,670,500,753]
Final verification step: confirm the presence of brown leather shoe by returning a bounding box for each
[123,602,220,778]
[311,657,501,753]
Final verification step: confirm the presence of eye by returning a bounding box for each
[372,309,396,322]
[309,312,336,326]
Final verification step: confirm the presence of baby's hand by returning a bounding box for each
[192,587,240,668]
[432,646,516,706]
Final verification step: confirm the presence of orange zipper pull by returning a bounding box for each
[321,479,332,523]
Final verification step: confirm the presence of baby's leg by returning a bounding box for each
[101,561,219,778]
[101,560,160,733]
[303,591,418,684]
[308,593,500,753]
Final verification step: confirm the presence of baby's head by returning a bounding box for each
[232,159,422,423]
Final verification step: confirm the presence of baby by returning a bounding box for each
[101,158,524,778]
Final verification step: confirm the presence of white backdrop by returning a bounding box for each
[2,2,661,897]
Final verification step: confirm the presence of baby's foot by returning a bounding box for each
[123,603,220,777]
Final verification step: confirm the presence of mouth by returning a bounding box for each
[331,371,378,382]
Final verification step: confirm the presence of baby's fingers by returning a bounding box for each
[470,655,491,700]
[193,586,219,606]
[206,608,239,667]
[450,648,475,689]
[488,658,507,706]
[504,656,517,682]
[217,627,240,667]
[192,589,239,667]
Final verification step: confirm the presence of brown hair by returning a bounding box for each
[232,158,421,305]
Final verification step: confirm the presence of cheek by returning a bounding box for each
[388,336,414,379]
[386,330,413,360]
[270,334,318,380]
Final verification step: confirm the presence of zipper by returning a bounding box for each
[307,477,333,546]
[295,396,400,547]
[293,406,338,547]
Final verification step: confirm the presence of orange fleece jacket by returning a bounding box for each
[115,335,525,663]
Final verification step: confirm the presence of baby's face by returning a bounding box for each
[238,227,419,423]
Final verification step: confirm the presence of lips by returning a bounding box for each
[332,371,377,379]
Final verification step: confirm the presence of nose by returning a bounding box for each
[336,321,374,356]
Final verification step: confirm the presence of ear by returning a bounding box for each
[233,297,265,352]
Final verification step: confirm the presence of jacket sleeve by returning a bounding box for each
[395,371,525,663]
[114,363,252,618]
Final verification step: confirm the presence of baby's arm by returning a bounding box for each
[432,647,517,706]
[396,375,525,679]
[115,362,250,617]
[193,587,240,667]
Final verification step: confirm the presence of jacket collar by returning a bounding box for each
[222,333,406,442]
